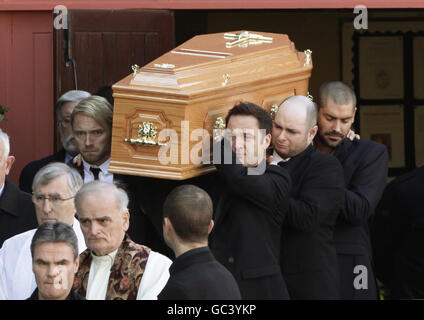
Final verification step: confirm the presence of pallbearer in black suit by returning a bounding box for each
[70,96,162,251]
[271,95,345,299]
[315,82,388,300]
[158,184,241,300]
[209,102,292,300]
[19,90,91,193]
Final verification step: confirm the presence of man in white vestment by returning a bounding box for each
[0,162,86,300]
[73,181,171,300]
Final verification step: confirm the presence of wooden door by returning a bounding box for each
[0,11,54,184]
[54,9,175,148]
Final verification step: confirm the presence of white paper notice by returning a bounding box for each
[413,37,424,99]
[359,36,404,99]
[360,105,405,168]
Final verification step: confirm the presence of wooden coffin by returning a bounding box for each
[110,31,313,180]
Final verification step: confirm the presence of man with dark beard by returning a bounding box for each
[314,81,388,299]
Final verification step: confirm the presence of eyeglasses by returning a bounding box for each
[57,118,71,126]
[32,193,75,207]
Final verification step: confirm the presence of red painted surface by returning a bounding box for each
[0,0,423,10]
[0,12,53,185]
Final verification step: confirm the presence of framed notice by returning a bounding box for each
[359,36,404,99]
[415,106,424,167]
[360,105,405,168]
[413,37,424,99]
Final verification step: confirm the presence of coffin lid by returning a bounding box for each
[115,31,312,96]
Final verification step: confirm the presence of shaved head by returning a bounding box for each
[271,95,318,159]
[279,95,317,129]
[318,81,356,111]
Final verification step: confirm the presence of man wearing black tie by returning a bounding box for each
[70,95,114,183]
[70,96,159,249]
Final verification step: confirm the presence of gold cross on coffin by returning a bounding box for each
[224,31,273,48]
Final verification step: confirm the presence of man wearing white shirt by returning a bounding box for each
[73,181,171,300]
[0,162,86,300]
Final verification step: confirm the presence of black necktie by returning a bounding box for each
[90,167,101,181]
[277,160,288,167]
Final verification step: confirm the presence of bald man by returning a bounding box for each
[271,95,345,299]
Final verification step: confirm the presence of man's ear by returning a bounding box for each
[352,107,357,124]
[5,156,15,176]
[308,125,318,144]
[262,133,271,150]
[74,257,80,274]
[208,220,214,235]
[163,217,173,235]
[122,210,130,232]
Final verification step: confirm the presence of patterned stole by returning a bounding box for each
[73,234,151,300]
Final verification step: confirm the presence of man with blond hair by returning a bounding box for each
[70,95,165,252]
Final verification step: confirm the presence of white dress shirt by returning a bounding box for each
[0,219,86,300]
[270,149,291,166]
[82,158,113,184]
[84,250,172,300]
[86,249,118,300]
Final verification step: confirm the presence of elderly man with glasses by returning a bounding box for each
[0,162,86,300]
[19,90,91,193]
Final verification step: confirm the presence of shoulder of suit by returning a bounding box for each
[351,139,387,153]
[21,150,66,172]
[386,166,424,190]
[311,148,342,165]
[4,179,32,200]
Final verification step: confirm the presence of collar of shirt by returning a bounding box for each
[82,158,113,183]
[86,248,118,300]
[64,152,73,164]
[90,248,118,266]
[0,182,5,198]
[270,149,291,165]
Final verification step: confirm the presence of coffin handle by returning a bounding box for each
[124,122,167,146]
[124,138,167,147]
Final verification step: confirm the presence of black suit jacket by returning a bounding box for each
[372,166,424,299]
[332,139,388,299]
[124,170,222,260]
[19,149,67,193]
[27,288,86,300]
[209,140,292,300]
[0,179,38,247]
[279,145,345,299]
[158,247,241,300]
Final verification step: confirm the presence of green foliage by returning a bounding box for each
[0,104,10,122]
